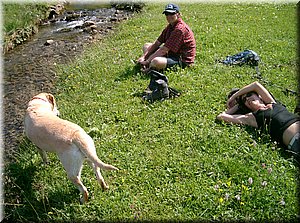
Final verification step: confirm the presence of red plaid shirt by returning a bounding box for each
[157,18,196,64]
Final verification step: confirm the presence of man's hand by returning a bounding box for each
[137,56,145,64]
[139,60,150,66]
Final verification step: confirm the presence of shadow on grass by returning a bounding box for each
[115,62,186,82]
[243,125,300,165]
[115,63,151,101]
[115,63,149,82]
[215,119,299,165]
[4,139,79,221]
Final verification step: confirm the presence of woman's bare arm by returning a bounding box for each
[227,81,276,108]
[217,111,258,127]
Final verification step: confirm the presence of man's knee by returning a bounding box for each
[150,57,167,70]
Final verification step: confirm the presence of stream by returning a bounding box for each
[2,4,136,161]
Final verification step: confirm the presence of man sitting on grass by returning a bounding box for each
[137,3,196,72]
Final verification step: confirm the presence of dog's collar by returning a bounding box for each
[31,96,48,103]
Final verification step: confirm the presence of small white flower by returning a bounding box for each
[248,177,253,185]
[279,198,285,206]
[225,193,230,200]
[268,167,272,174]
[261,181,267,187]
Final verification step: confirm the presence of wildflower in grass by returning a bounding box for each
[268,167,272,174]
[248,177,253,185]
[262,163,266,168]
[242,184,248,191]
[219,197,224,203]
[261,181,267,187]
[226,180,231,187]
[134,211,141,219]
[279,198,286,206]
[235,195,241,201]
[225,193,230,200]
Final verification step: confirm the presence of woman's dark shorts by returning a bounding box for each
[288,133,299,154]
[166,56,190,69]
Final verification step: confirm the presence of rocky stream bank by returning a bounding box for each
[2,2,142,162]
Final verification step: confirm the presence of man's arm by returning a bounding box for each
[145,45,169,62]
[137,40,161,64]
[144,40,161,59]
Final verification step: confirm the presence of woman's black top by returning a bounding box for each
[253,103,300,144]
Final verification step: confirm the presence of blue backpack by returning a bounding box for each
[221,49,260,67]
[220,49,261,76]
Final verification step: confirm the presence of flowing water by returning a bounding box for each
[2,5,135,161]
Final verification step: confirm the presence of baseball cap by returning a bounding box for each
[162,3,180,14]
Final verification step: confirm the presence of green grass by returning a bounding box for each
[2,2,49,35]
[4,2,299,222]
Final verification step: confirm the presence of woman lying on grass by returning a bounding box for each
[217,81,299,158]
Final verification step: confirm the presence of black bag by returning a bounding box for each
[142,70,180,102]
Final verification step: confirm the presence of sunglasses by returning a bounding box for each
[165,12,176,16]
[241,92,256,103]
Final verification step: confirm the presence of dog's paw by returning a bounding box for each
[80,191,89,204]
[101,182,109,190]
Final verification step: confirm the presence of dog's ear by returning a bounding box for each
[46,93,60,116]
[46,93,56,108]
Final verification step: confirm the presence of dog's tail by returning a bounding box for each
[73,130,119,171]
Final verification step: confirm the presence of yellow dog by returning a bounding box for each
[24,93,118,203]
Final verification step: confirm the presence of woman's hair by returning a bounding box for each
[236,91,258,113]
[227,88,239,99]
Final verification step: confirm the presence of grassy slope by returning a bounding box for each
[5,3,299,222]
[3,3,49,34]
